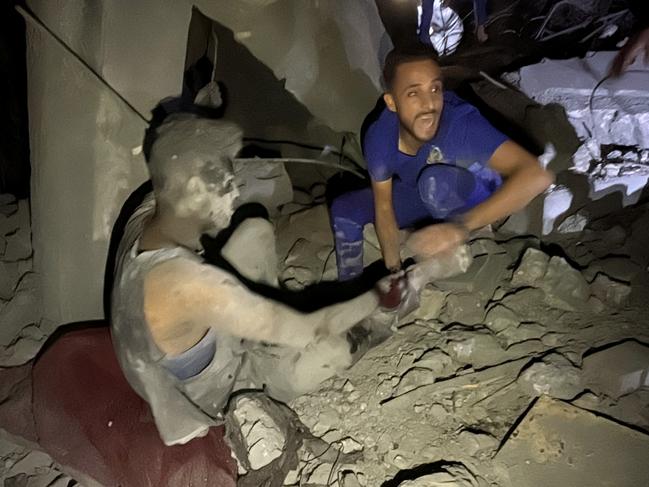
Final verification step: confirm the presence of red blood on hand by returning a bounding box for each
[377,275,406,311]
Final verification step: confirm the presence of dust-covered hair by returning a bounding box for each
[382,45,440,91]
[147,114,242,202]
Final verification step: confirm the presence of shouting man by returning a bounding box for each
[331,46,554,284]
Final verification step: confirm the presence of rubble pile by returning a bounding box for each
[229,201,649,487]
[0,195,45,366]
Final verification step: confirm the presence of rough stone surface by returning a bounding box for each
[517,354,583,400]
[582,341,649,399]
[231,396,286,471]
[589,273,632,307]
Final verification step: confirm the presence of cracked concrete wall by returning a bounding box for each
[24,0,190,325]
[25,0,389,325]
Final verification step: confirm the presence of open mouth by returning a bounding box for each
[416,113,437,130]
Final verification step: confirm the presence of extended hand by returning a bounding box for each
[376,270,408,311]
[609,27,649,77]
[405,222,469,260]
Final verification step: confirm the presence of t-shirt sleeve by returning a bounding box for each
[363,109,399,182]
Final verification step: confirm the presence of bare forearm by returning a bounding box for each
[462,165,553,231]
[318,290,379,335]
[375,210,402,270]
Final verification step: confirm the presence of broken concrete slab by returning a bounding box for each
[517,353,583,400]
[589,273,632,307]
[495,396,649,487]
[582,340,649,400]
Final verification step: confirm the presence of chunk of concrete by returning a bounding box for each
[484,304,520,334]
[582,340,649,399]
[231,395,286,471]
[589,273,632,307]
[541,256,591,311]
[435,252,510,298]
[517,353,583,400]
[511,248,549,288]
[441,292,486,325]
[495,396,649,487]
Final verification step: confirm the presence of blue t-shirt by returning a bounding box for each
[364,91,507,190]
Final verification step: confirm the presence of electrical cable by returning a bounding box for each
[15,4,151,124]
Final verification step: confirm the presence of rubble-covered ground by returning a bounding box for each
[230,193,649,486]
[0,195,79,487]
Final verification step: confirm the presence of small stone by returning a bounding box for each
[341,437,363,453]
[456,430,498,456]
[410,285,447,321]
[557,211,588,233]
[517,353,583,400]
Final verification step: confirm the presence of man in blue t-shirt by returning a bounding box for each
[330,46,554,283]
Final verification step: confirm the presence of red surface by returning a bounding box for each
[32,325,237,487]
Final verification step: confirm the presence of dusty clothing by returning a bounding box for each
[111,195,353,445]
[111,194,245,445]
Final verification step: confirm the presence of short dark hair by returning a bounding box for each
[382,45,440,91]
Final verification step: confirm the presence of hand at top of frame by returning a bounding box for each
[609,27,649,77]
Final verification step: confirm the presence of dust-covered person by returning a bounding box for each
[110,115,380,446]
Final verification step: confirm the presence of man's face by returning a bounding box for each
[384,59,444,153]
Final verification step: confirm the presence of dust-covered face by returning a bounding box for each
[174,156,240,230]
[150,117,243,230]
[384,59,444,154]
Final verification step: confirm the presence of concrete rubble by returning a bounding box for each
[0,196,45,367]
[221,198,649,487]
[514,51,649,208]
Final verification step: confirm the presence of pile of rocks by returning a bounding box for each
[227,201,649,487]
[0,195,45,366]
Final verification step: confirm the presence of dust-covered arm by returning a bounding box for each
[144,258,378,349]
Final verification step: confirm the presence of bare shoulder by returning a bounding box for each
[142,256,244,354]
